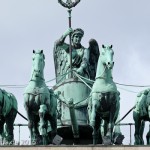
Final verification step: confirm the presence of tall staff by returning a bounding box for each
[58,0,81,78]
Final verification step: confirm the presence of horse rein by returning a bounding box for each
[95,64,107,80]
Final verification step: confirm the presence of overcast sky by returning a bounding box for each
[0,0,150,145]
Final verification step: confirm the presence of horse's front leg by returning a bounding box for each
[106,121,114,143]
[107,93,120,144]
[90,94,101,145]
[24,94,35,144]
[39,104,48,145]
[133,110,142,145]
[90,94,99,127]
[24,94,33,126]
[146,125,150,145]
[106,104,117,142]
[46,95,57,144]
[5,109,17,145]
[90,100,98,127]
[39,104,47,134]
[0,119,5,145]
[92,116,102,145]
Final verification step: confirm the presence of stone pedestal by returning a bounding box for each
[0,146,149,150]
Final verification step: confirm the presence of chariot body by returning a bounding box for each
[53,78,94,144]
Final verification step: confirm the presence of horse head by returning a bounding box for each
[31,50,45,80]
[101,45,114,69]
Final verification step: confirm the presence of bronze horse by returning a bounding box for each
[88,45,120,144]
[24,50,57,145]
[0,89,17,145]
[133,89,150,145]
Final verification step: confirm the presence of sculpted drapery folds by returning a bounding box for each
[53,27,99,83]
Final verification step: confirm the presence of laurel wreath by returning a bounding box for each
[58,0,81,9]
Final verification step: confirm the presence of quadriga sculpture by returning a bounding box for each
[88,45,120,144]
[133,89,150,145]
[24,50,57,145]
[0,89,17,145]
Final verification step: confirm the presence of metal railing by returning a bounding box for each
[14,124,28,145]
[117,123,135,145]
[13,123,136,145]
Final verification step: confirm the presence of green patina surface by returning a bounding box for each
[24,50,57,145]
[133,88,150,145]
[0,89,18,144]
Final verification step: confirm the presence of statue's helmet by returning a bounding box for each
[71,28,84,40]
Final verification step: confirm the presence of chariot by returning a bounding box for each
[53,77,93,144]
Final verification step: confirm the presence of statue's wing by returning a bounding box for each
[88,39,100,80]
[53,42,69,83]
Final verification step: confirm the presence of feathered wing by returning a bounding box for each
[53,42,69,83]
[88,39,100,81]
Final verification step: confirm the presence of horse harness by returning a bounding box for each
[91,91,118,102]
[24,87,49,96]
[90,91,119,118]
[24,87,50,115]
